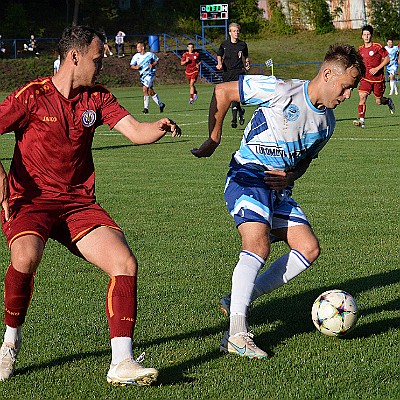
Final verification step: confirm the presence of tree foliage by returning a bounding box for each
[371,0,400,40]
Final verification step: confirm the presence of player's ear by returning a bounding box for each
[70,49,79,66]
[323,67,332,82]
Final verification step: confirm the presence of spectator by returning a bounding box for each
[0,35,6,58]
[115,31,125,58]
[24,34,39,56]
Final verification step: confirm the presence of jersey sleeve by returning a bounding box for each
[152,53,159,63]
[97,89,130,129]
[129,54,137,66]
[217,42,225,57]
[0,92,30,135]
[239,75,278,106]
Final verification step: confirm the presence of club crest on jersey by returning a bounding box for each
[369,50,374,56]
[82,110,96,127]
[284,104,300,122]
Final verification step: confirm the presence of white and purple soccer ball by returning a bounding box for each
[311,289,359,337]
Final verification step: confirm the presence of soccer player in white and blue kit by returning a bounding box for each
[130,41,165,114]
[385,39,399,95]
[192,45,365,359]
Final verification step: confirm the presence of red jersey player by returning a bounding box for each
[353,25,395,128]
[0,26,180,385]
[181,43,201,104]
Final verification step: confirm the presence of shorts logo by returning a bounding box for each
[82,110,96,127]
[284,104,300,121]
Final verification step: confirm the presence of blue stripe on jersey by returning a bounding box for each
[245,108,268,143]
[303,81,325,114]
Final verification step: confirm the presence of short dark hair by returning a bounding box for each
[361,24,373,35]
[58,26,104,62]
[324,44,366,78]
[187,42,194,47]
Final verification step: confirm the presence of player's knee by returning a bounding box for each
[302,242,320,264]
[119,253,138,276]
[11,250,41,274]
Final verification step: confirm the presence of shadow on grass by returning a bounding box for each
[92,139,189,152]
[12,269,399,384]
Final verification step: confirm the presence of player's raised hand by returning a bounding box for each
[158,118,181,138]
[191,138,219,157]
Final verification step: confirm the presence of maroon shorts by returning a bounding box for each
[1,196,121,255]
[186,72,199,83]
[359,79,386,98]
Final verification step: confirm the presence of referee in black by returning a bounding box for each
[216,22,250,128]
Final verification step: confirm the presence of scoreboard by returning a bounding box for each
[200,4,228,20]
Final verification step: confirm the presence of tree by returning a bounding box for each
[371,0,400,40]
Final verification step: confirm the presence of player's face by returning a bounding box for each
[187,44,194,53]
[77,37,104,87]
[362,30,372,44]
[137,43,145,53]
[229,28,240,41]
[387,40,393,48]
[323,66,360,109]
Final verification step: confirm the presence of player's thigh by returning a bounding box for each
[76,226,137,277]
[238,221,271,259]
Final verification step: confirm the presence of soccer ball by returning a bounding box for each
[311,289,359,337]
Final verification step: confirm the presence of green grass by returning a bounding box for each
[0,80,399,400]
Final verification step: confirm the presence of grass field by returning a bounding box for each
[0,81,399,399]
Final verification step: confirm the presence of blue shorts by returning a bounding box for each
[140,74,155,88]
[224,177,310,232]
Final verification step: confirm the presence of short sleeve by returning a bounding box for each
[239,75,278,106]
[0,93,30,135]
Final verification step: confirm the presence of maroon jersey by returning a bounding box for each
[181,51,200,76]
[358,42,388,82]
[0,77,130,201]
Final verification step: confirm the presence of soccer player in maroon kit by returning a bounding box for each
[181,43,201,104]
[353,25,395,128]
[0,26,180,385]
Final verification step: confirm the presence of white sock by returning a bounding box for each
[390,80,395,92]
[3,325,21,345]
[152,94,162,106]
[144,96,150,109]
[229,251,264,335]
[252,249,311,301]
[111,337,133,365]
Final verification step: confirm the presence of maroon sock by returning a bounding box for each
[4,264,34,327]
[106,275,137,339]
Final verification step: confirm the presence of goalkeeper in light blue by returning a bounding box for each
[192,44,365,359]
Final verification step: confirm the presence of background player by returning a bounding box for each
[385,38,399,96]
[181,42,201,104]
[353,25,395,129]
[192,45,365,359]
[216,22,250,128]
[0,25,180,385]
[130,41,165,114]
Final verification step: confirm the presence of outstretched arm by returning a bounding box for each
[114,114,181,145]
[191,81,240,157]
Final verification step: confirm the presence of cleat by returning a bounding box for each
[220,331,268,359]
[0,338,22,382]
[142,108,148,114]
[353,119,365,128]
[189,98,194,104]
[239,109,245,125]
[193,94,198,102]
[159,103,165,113]
[107,353,158,386]
[388,98,395,114]
[219,294,231,316]
[231,120,237,128]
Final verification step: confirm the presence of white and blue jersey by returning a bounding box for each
[230,75,335,186]
[130,51,158,87]
[225,75,336,230]
[385,45,399,75]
